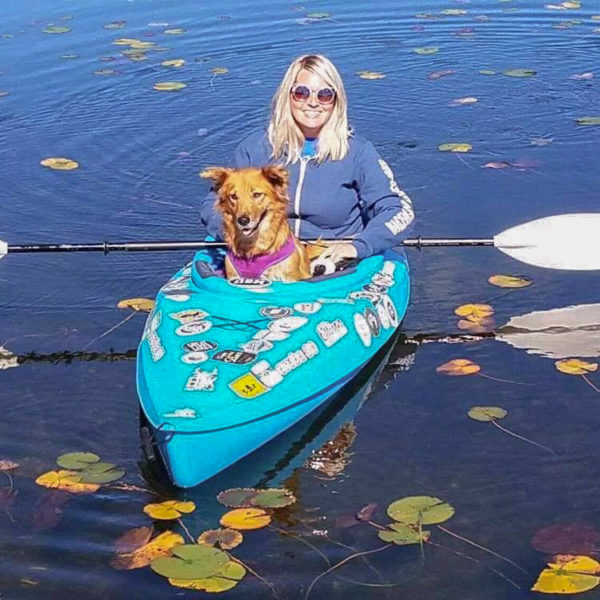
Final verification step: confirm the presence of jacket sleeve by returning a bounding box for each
[352,141,415,259]
[198,141,254,239]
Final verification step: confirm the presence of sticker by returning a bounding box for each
[213,350,256,365]
[164,293,191,302]
[371,272,394,288]
[364,307,381,337]
[143,309,162,339]
[349,290,380,303]
[259,306,292,319]
[268,316,308,333]
[163,408,197,419]
[253,329,289,342]
[382,294,399,327]
[181,352,209,364]
[377,301,391,330]
[176,320,212,336]
[250,341,319,387]
[293,301,322,314]
[147,331,165,361]
[363,282,388,294]
[251,360,284,387]
[185,368,218,391]
[183,340,218,353]
[382,261,396,276]
[228,277,271,288]
[240,339,273,354]
[161,276,191,293]
[354,313,372,347]
[170,309,209,324]
[316,320,348,348]
[229,372,269,399]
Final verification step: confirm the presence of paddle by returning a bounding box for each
[1,213,598,270]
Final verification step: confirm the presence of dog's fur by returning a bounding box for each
[201,166,314,282]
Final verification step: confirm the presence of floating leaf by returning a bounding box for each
[252,488,296,509]
[479,69,497,75]
[220,508,271,530]
[35,470,100,494]
[210,67,228,75]
[32,489,70,532]
[436,358,481,376]
[503,69,536,77]
[111,531,184,570]
[555,359,598,375]
[144,500,196,520]
[378,522,430,545]
[532,555,600,594]
[216,488,259,508]
[161,59,185,68]
[428,69,455,80]
[79,465,125,484]
[56,452,100,470]
[468,406,507,422]
[40,157,79,170]
[438,143,472,153]
[94,69,116,76]
[575,117,600,126]
[115,526,153,554]
[455,303,494,322]
[306,12,330,19]
[60,54,79,60]
[530,137,554,146]
[104,21,126,29]
[151,544,229,580]
[43,26,70,34]
[356,503,378,522]
[441,8,467,15]
[0,346,18,370]
[163,28,186,34]
[197,528,243,550]
[457,318,495,333]
[413,46,439,55]
[356,71,386,80]
[117,298,154,312]
[532,523,600,556]
[449,96,478,105]
[169,560,246,592]
[488,274,532,288]
[569,72,593,80]
[483,161,511,169]
[387,496,455,525]
[153,81,187,91]
[0,460,19,471]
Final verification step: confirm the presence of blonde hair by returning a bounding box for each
[268,54,350,164]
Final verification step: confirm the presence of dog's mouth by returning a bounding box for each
[237,211,267,237]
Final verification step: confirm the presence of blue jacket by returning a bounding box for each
[200,130,415,259]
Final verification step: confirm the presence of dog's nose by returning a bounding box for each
[237,216,250,227]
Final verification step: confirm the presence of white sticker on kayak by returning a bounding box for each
[316,319,348,348]
[253,329,289,342]
[382,261,396,277]
[165,294,191,303]
[240,339,273,354]
[228,277,271,289]
[371,272,394,288]
[268,316,308,333]
[143,309,162,339]
[354,313,372,348]
[185,368,218,391]
[147,331,165,362]
[176,320,212,336]
[259,306,292,319]
[181,351,209,364]
[377,301,391,330]
[163,408,197,419]
[250,341,319,387]
[382,294,399,327]
[170,309,209,324]
[293,301,322,314]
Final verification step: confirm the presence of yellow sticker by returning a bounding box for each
[229,373,269,399]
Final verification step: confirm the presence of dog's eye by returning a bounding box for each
[252,192,264,200]
[229,193,238,202]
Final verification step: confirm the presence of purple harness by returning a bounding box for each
[227,235,297,279]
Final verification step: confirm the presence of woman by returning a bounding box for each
[200,54,414,266]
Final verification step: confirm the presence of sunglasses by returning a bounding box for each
[290,84,336,105]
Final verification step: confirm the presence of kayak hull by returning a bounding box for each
[137,247,410,488]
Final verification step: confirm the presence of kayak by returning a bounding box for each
[137,246,410,488]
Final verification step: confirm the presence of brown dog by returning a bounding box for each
[201,166,312,282]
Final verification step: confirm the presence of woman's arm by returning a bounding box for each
[352,141,415,259]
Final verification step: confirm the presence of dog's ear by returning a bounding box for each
[261,166,289,190]
[200,167,232,191]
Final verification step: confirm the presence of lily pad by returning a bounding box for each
[114,526,153,554]
[144,500,196,520]
[197,528,243,550]
[378,522,430,545]
[532,522,600,555]
[216,488,259,508]
[161,59,185,68]
[56,452,100,470]
[575,117,600,126]
[356,71,386,80]
[468,406,507,422]
[43,26,71,34]
[117,298,154,312]
[436,358,481,376]
[169,560,246,592]
[503,69,536,77]
[555,358,598,375]
[413,46,439,55]
[164,28,186,34]
[488,274,532,288]
[153,81,187,91]
[454,303,494,321]
[79,466,125,484]
[532,555,600,594]
[220,508,271,530]
[252,488,296,508]
[111,531,184,570]
[35,470,100,494]
[40,157,79,170]
[479,69,497,75]
[151,544,228,580]
[438,143,472,153]
[387,496,455,525]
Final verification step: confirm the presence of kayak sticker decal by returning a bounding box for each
[183,340,218,353]
[176,320,213,336]
[268,316,308,333]
[181,351,209,364]
[364,307,381,337]
[163,293,191,303]
[377,301,391,330]
[249,341,319,388]
[259,306,292,319]
[316,320,348,348]
[163,408,197,419]
[213,350,256,365]
[228,277,271,289]
[229,372,269,399]
[382,260,396,277]
[354,313,372,347]
[348,290,380,304]
[147,330,165,362]
[161,275,191,293]
[143,309,162,339]
[293,301,322,314]
[371,272,394,288]
[382,294,399,327]
[170,309,209,324]
[363,282,389,295]
[185,368,218,392]
[253,329,289,342]
[240,339,273,354]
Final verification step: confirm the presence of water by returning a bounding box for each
[1,0,600,597]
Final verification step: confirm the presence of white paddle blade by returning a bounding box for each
[494,213,600,270]
[0,240,6,260]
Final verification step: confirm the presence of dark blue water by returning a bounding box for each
[1,0,600,597]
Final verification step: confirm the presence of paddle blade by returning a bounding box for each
[494,213,600,270]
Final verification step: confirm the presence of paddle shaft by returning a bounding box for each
[5,237,494,254]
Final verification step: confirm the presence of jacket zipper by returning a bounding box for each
[294,157,310,238]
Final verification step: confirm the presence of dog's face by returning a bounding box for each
[201,166,289,240]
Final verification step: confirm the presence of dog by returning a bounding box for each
[201,166,315,282]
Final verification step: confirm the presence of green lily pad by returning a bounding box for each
[151,544,229,580]
[306,12,330,19]
[217,488,258,508]
[503,69,536,77]
[252,488,296,509]
[168,560,246,592]
[79,466,125,484]
[414,47,439,55]
[80,462,116,474]
[56,452,100,470]
[378,522,430,545]
[479,69,497,75]
[441,8,467,15]
[575,117,600,126]
[387,496,455,525]
[468,406,507,422]
[43,26,71,34]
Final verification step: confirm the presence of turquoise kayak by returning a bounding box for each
[137,247,410,488]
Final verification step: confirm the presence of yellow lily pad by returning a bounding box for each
[414,47,439,54]
[468,406,507,422]
[40,157,79,170]
[488,274,532,288]
[441,8,467,14]
[153,81,187,91]
[220,508,271,530]
[356,71,386,80]
[436,358,481,376]
[210,67,228,75]
[35,470,100,494]
[43,26,71,34]
[111,531,185,570]
[164,28,186,34]
[117,298,154,312]
[144,500,196,520]
[438,143,472,153]
[161,59,185,68]
[555,359,598,375]
[454,303,494,321]
[532,555,600,594]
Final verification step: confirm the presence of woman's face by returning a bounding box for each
[290,68,335,138]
